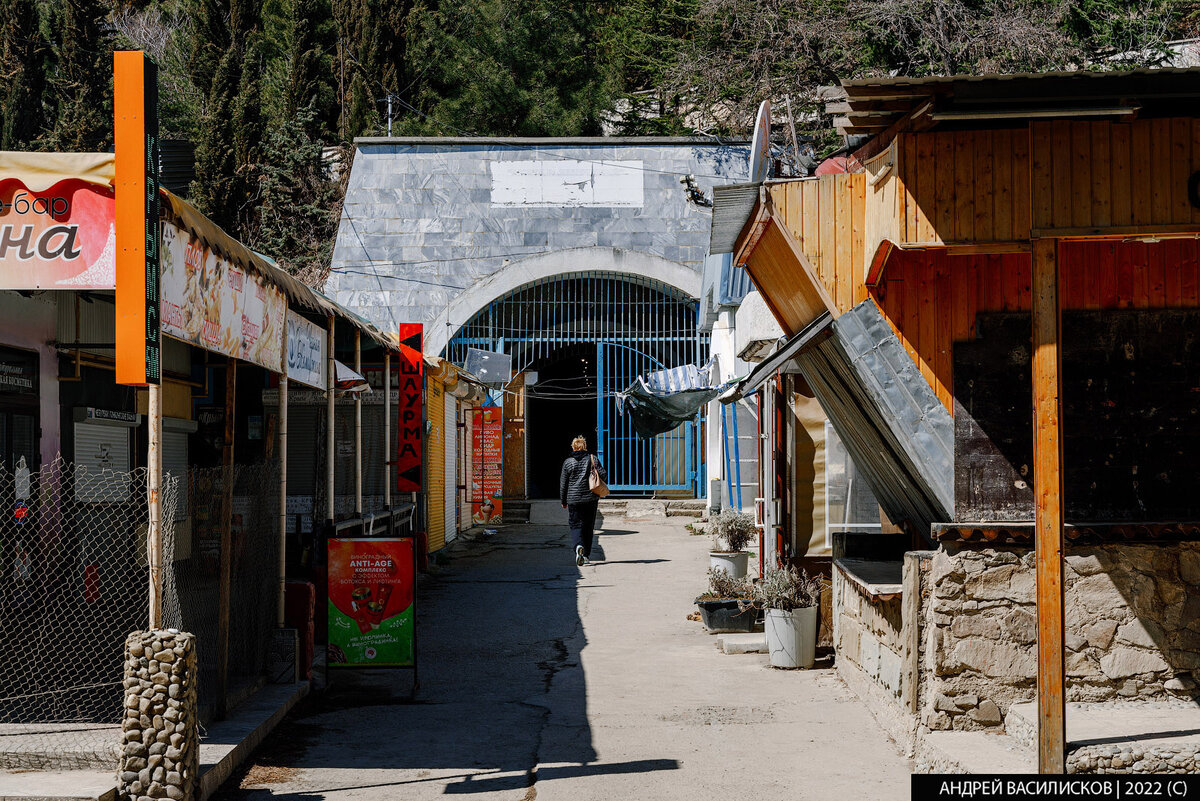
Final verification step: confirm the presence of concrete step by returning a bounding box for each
[716,633,766,654]
[502,500,531,523]
[917,731,1035,775]
[0,725,119,772]
[1007,700,1200,773]
[0,770,116,801]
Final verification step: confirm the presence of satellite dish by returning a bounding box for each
[749,100,772,183]
[464,348,513,386]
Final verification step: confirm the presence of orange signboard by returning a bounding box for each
[113,50,161,386]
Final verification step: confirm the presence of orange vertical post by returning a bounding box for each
[113,51,160,386]
[1032,237,1066,773]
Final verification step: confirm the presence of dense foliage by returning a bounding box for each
[0,0,1191,276]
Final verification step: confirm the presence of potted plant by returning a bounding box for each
[694,567,758,634]
[752,566,823,668]
[708,509,756,579]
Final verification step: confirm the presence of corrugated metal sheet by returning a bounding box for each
[159,140,195,197]
[709,182,761,255]
[426,375,446,552]
[794,301,954,538]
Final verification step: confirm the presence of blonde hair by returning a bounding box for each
[571,435,588,451]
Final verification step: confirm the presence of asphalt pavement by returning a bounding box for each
[214,510,912,800]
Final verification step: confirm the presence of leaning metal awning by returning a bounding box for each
[709,182,762,255]
[720,313,833,402]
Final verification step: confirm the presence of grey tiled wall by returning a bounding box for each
[327,140,749,343]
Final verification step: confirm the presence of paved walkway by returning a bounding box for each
[216,514,911,800]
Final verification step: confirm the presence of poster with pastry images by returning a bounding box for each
[160,220,284,372]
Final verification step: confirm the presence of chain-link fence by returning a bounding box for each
[0,457,179,769]
[163,462,280,720]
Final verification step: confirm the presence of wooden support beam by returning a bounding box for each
[1032,238,1066,774]
[216,357,237,720]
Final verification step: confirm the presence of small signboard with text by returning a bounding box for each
[471,406,503,525]
[327,537,416,668]
[286,310,327,390]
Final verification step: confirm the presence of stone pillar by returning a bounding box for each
[119,631,199,801]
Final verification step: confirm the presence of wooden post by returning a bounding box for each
[1032,238,1066,774]
[384,352,392,510]
[216,357,237,718]
[354,329,362,517]
[277,364,288,629]
[147,382,163,630]
[326,315,336,525]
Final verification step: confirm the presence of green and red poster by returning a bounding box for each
[327,538,415,668]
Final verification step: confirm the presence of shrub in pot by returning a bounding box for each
[694,567,758,633]
[752,566,822,668]
[708,510,756,579]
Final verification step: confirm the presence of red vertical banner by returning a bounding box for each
[396,324,423,492]
[471,407,503,525]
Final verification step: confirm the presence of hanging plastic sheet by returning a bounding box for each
[616,379,718,439]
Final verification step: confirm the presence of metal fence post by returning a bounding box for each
[217,357,236,718]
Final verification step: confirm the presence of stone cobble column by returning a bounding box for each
[119,630,199,801]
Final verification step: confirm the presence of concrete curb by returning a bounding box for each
[198,681,310,800]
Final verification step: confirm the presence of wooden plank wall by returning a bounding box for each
[864,143,900,279]
[1031,119,1200,233]
[867,239,1200,413]
[895,130,1032,245]
[768,174,868,313]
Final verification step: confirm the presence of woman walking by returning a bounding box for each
[560,435,606,566]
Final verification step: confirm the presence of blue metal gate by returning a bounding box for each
[445,272,708,496]
[596,342,693,493]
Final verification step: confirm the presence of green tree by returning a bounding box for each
[245,107,343,282]
[403,0,616,136]
[284,0,339,138]
[42,0,114,150]
[0,0,50,149]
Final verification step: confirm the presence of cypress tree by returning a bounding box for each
[285,0,338,139]
[0,0,50,149]
[43,0,113,150]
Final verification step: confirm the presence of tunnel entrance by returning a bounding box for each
[446,272,707,498]
[525,343,596,499]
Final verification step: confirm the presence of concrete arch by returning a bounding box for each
[426,247,701,356]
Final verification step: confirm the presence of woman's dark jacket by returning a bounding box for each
[560,451,606,506]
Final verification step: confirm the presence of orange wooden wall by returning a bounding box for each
[1031,119,1200,233]
[868,240,1200,413]
[897,130,1032,245]
[768,175,869,312]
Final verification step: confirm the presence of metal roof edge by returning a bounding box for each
[354,136,750,146]
[840,65,1200,89]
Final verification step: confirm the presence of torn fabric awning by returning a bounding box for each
[334,360,370,393]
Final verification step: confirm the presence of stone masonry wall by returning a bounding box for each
[328,140,749,335]
[923,542,1200,732]
[119,630,199,801]
[834,567,905,703]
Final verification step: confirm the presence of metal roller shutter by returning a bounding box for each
[74,422,132,503]
[425,378,446,552]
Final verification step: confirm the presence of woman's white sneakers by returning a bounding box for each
[576,545,586,566]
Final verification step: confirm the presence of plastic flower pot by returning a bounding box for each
[709,551,749,579]
[695,599,758,633]
[765,606,817,668]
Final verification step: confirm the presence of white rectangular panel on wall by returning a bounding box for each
[162,429,189,520]
[490,161,644,207]
[74,422,132,502]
